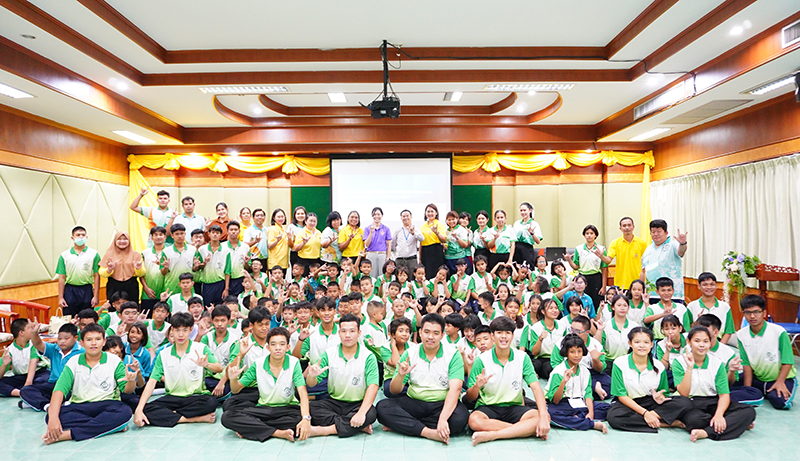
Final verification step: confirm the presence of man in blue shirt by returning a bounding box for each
[20,322,83,411]
[640,219,688,303]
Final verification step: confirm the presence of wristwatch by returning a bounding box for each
[303,415,312,421]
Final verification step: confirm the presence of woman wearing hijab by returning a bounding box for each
[99,231,145,301]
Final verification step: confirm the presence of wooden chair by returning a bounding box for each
[0,300,51,351]
[0,309,21,350]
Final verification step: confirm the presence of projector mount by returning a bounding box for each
[360,40,401,119]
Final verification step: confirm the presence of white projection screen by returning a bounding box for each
[331,156,452,233]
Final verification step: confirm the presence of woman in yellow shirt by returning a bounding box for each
[293,212,322,273]
[420,203,448,279]
[338,211,365,259]
[267,208,290,271]
[237,207,252,242]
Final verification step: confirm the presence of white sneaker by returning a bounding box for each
[43,403,49,412]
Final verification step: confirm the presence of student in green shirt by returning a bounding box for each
[305,314,380,437]
[56,225,101,316]
[376,313,468,444]
[42,323,137,444]
[134,312,223,428]
[222,327,312,442]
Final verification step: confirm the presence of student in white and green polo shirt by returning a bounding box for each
[306,314,380,437]
[673,326,756,442]
[376,313,468,444]
[464,316,550,446]
[42,324,136,444]
[737,295,798,410]
[140,226,168,314]
[198,225,230,306]
[225,221,250,298]
[163,224,202,296]
[295,298,341,398]
[133,312,223,428]
[221,327,312,443]
[222,307,272,413]
[56,226,100,316]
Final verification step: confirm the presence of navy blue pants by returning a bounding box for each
[730,383,764,405]
[548,399,610,431]
[205,377,231,401]
[307,377,329,400]
[46,400,131,441]
[683,396,756,440]
[591,369,611,400]
[202,280,226,307]
[63,284,93,316]
[228,277,244,298]
[19,381,56,410]
[0,369,49,396]
[750,377,797,409]
[607,395,693,433]
[383,379,408,398]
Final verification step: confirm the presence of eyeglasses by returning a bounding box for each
[742,310,764,316]
[569,327,589,335]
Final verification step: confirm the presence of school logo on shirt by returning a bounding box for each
[511,380,520,391]
[766,351,776,362]
[99,380,111,391]
[438,376,449,387]
[189,369,199,379]
[282,386,293,398]
[83,263,91,271]
[351,376,361,386]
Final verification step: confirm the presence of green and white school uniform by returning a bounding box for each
[54,352,126,403]
[150,341,219,397]
[201,329,242,377]
[493,276,517,292]
[571,243,607,276]
[225,241,250,285]
[400,343,464,402]
[425,279,448,297]
[230,334,268,370]
[478,308,500,326]
[317,343,380,401]
[737,322,798,382]
[655,334,688,364]
[547,361,592,401]
[238,354,305,407]
[144,320,170,348]
[98,311,119,331]
[410,280,427,299]
[301,324,341,364]
[492,225,516,254]
[468,347,537,406]
[444,225,470,260]
[513,218,543,246]
[627,299,647,326]
[644,302,692,339]
[708,341,737,371]
[376,274,395,296]
[167,291,202,314]
[470,272,493,296]
[163,244,201,295]
[199,243,230,285]
[380,344,408,382]
[472,227,497,252]
[449,274,474,305]
[672,354,729,396]
[457,337,476,353]
[599,318,636,361]
[550,335,605,370]
[362,322,389,359]
[610,354,668,398]
[1,341,40,376]
[520,320,564,358]
[141,247,167,301]
[360,293,381,318]
[55,247,100,287]
[687,298,735,338]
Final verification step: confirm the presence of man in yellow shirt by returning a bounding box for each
[606,217,648,291]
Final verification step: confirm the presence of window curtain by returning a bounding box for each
[650,153,800,296]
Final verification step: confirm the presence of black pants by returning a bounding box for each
[142,394,218,427]
[682,396,756,440]
[229,277,244,298]
[530,356,553,380]
[376,395,469,437]
[221,405,301,442]
[583,272,603,313]
[63,284,93,316]
[222,387,260,412]
[203,280,226,307]
[607,395,693,433]
[420,244,445,279]
[513,242,535,267]
[310,398,377,437]
[297,257,321,277]
[395,256,418,271]
[489,252,510,273]
[107,277,139,304]
[140,298,158,317]
[19,381,56,410]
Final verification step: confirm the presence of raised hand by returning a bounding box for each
[729,357,743,372]
[593,317,605,331]
[190,350,211,369]
[397,357,416,376]
[307,361,329,379]
[298,327,311,341]
[139,188,148,197]
[2,347,11,365]
[238,338,253,357]
[652,389,670,405]
[160,257,170,270]
[675,229,688,244]
[227,361,244,380]
[275,232,283,242]
[125,363,139,382]
[107,259,118,271]
[563,366,574,381]
[683,350,695,369]
[475,369,493,388]
[160,290,173,302]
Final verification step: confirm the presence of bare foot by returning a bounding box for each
[236,432,243,439]
[200,413,216,424]
[594,382,608,400]
[382,426,392,432]
[273,429,295,442]
[690,429,708,442]
[42,430,72,445]
[421,428,447,444]
[670,420,685,429]
[472,431,495,446]
[748,422,755,430]
[594,422,608,434]
[361,425,373,434]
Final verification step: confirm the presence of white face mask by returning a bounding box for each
[73,237,87,247]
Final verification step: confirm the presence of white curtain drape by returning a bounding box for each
[650,153,800,296]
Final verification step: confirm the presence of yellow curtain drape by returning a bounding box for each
[128,168,159,252]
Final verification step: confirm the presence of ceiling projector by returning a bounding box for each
[367,96,401,119]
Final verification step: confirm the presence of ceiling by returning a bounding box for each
[0,0,798,153]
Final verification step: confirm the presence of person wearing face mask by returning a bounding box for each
[99,231,146,304]
[57,226,102,316]
[364,207,392,278]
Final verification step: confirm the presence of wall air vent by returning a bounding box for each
[782,19,800,48]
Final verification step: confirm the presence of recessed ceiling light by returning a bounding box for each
[484,83,575,92]
[528,90,537,96]
[20,34,36,40]
[189,152,200,156]
[112,130,156,144]
[116,81,128,91]
[516,104,526,113]
[585,149,593,153]
[328,92,347,103]
[504,150,511,154]
[252,107,263,115]
[228,150,239,157]
[0,83,34,99]
[743,20,752,29]
[730,26,744,36]
[443,91,463,102]
[199,86,289,94]
[743,74,797,95]
[629,127,671,141]
[545,150,552,153]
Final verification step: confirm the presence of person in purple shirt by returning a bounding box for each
[364,207,393,278]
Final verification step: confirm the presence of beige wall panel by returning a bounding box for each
[559,184,603,249]
[269,188,292,217]
[223,188,270,219]
[26,177,55,275]
[491,186,515,225]
[603,183,643,246]
[176,187,227,220]
[0,174,25,275]
[514,185,560,246]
